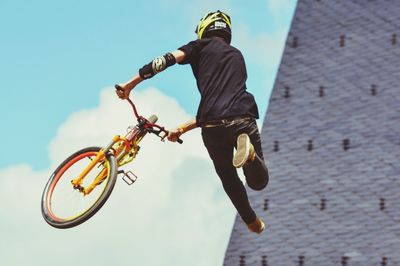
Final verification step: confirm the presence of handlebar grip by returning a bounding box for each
[147,114,158,123]
[115,84,123,91]
[177,138,183,144]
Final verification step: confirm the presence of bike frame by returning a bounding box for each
[70,98,172,195]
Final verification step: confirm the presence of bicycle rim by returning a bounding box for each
[42,147,117,228]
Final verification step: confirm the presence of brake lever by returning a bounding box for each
[147,128,164,138]
[148,127,183,144]
[146,127,167,142]
[160,132,168,142]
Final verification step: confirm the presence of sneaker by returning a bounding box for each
[233,134,255,168]
[247,217,265,234]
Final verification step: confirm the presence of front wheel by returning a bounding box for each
[41,146,117,229]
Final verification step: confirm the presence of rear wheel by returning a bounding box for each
[41,146,117,228]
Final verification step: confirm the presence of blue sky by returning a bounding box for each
[0,1,297,265]
[1,0,296,170]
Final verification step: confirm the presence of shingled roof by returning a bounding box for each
[224,0,400,265]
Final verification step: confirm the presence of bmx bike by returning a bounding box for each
[41,86,182,228]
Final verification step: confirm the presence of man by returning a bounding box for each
[116,10,269,234]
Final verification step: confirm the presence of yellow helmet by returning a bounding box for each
[195,10,232,42]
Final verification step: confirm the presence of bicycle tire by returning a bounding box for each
[41,146,117,229]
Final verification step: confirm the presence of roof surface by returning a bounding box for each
[224,0,400,265]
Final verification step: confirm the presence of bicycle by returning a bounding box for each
[41,86,182,229]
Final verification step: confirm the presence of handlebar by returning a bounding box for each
[115,85,183,144]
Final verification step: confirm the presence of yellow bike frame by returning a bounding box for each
[70,129,144,196]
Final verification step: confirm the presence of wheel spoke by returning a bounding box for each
[45,150,111,221]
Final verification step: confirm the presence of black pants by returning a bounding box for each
[201,118,269,224]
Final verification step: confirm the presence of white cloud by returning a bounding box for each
[0,88,237,266]
[235,24,288,71]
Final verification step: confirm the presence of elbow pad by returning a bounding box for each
[139,53,176,80]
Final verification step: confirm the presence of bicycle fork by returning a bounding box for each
[71,136,122,195]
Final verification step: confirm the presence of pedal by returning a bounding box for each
[118,170,138,185]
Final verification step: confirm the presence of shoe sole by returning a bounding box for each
[259,220,265,233]
[233,134,251,168]
[247,218,265,234]
[253,222,265,234]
